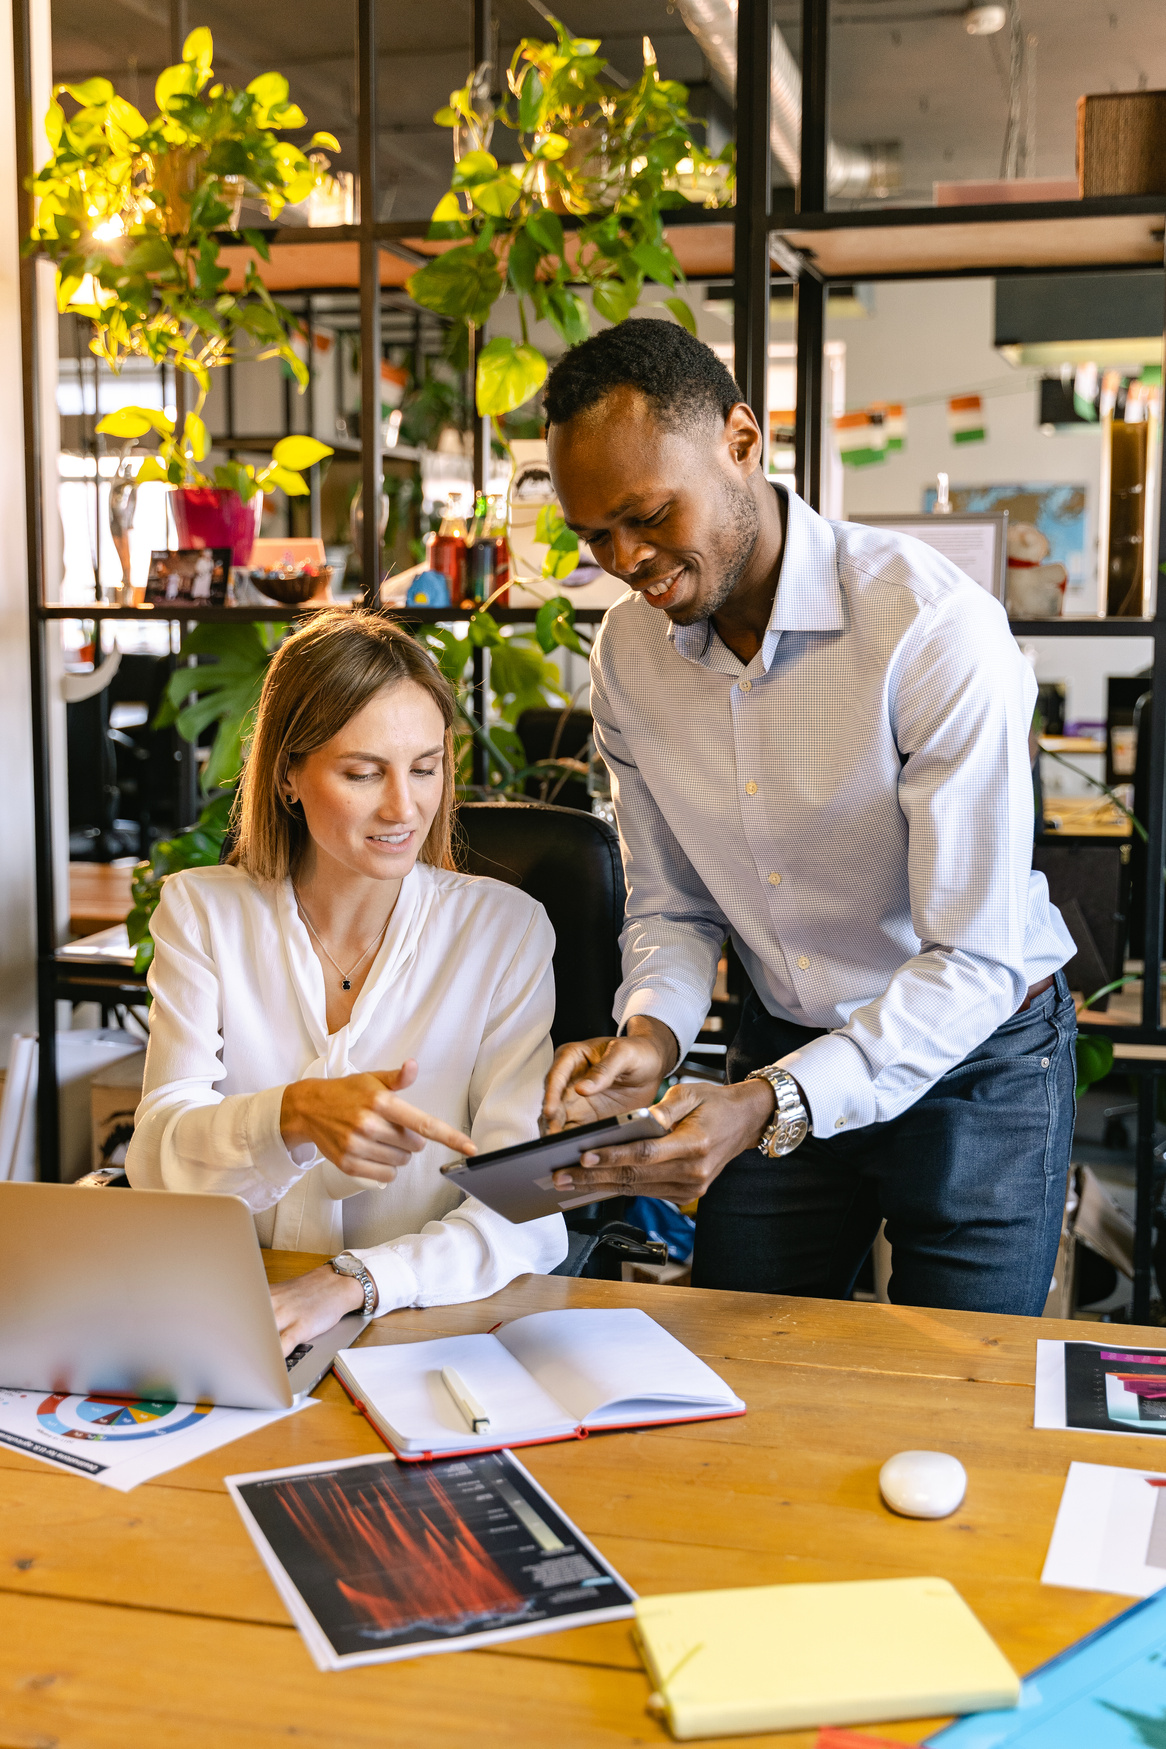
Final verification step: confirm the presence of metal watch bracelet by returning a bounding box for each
[330,1250,378,1318]
[745,1065,810,1158]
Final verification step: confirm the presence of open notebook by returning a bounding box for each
[334,1307,746,1460]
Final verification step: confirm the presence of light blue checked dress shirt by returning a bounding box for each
[590,486,1076,1137]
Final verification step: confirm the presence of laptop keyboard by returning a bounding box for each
[285,1342,313,1371]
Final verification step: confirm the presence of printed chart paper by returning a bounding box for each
[925,1587,1166,1748]
[1035,1339,1166,1441]
[1042,1461,1166,1599]
[0,1384,314,1490]
[227,1447,636,1670]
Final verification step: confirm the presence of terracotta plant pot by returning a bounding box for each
[171,487,262,567]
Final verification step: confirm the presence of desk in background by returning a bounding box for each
[68,860,135,939]
[2,1263,1157,1747]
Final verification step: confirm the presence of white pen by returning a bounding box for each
[441,1366,490,1434]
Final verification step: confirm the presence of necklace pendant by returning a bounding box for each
[342,977,351,991]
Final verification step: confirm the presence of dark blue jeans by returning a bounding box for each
[691,973,1077,1315]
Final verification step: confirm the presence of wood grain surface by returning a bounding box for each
[5,1256,1161,1749]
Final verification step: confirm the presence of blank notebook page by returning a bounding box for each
[340,1335,572,1448]
[498,1308,744,1425]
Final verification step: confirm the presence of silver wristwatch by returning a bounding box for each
[745,1066,809,1158]
[330,1250,378,1318]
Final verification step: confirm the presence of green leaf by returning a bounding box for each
[664,295,697,335]
[524,209,564,259]
[1076,1033,1114,1097]
[476,336,548,417]
[546,286,589,347]
[434,106,457,127]
[630,239,677,287]
[534,133,569,160]
[535,595,588,657]
[450,149,499,189]
[107,95,148,138]
[518,67,543,132]
[271,434,333,470]
[468,609,503,648]
[469,174,521,220]
[592,277,640,325]
[406,246,502,328]
[507,228,541,298]
[534,504,581,581]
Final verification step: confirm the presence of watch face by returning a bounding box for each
[333,1254,357,1276]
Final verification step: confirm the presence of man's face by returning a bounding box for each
[547,386,761,625]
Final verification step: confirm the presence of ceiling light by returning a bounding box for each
[965,5,1006,34]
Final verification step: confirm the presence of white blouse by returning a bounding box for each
[125,860,568,1312]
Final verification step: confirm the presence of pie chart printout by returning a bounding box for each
[36,1393,214,1442]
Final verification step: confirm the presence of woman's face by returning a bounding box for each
[285,680,446,883]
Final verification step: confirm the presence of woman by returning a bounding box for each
[126,611,567,1351]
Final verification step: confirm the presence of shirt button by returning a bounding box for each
[797,955,810,970]
[835,1118,845,1129]
[739,678,752,693]
[768,872,782,886]
[745,781,758,796]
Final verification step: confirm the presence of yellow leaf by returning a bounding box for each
[271,435,333,470]
[96,407,155,439]
[184,412,210,461]
[256,462,309,496]
[133,457,169,483]
[155,62,196,111]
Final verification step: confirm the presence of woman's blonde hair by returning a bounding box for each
[230,610,458,881]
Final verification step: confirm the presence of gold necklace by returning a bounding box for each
[293,890,390,991]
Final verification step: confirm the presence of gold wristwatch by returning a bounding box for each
[745,1066,809,1157]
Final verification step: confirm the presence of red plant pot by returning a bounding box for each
[171,488,263,567]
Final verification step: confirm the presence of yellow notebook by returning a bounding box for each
[633,1576,1019,1741]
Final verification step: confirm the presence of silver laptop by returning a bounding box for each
[0,1181,366,1410]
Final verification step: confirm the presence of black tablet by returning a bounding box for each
[440,1109,670,1224]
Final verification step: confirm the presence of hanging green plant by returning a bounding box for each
[27,28,337,490]
[406,17,732,430]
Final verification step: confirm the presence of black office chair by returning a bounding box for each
[456,800,624,1047]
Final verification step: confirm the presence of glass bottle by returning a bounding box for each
[487,496,510,608]
[467,492,494,603]
[429,493,468,605]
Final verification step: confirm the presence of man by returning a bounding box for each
[541,319,1076,1315]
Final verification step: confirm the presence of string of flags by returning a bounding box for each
[834,395,987,467]
[834,403,905,468]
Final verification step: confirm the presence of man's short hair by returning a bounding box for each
[543,317,743,433]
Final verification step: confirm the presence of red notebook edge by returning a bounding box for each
[330,1368,746,1463]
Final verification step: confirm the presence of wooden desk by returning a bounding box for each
[3,1260,1157,1748]
[68,861,135,938]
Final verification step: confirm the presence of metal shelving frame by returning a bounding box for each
[15,0,1166,1318]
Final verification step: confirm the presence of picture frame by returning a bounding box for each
[144,548,231,607]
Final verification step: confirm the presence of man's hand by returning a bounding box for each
[551,1076,778,1204]
[271,1266,367,1358]
[280,1059,475,1184]
[542,1016,680,1132]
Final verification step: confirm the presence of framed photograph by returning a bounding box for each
[849,512,1009,604]
[144,548,231,606]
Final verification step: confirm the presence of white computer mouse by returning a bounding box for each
[878,1450,967,1519]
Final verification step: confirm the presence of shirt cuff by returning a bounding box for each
[776,1031,879,1137]
[246,1084,318,1196]
[615,987,703,1066]
[350,1244,420,1317]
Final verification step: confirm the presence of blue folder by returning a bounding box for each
[926,1588,1166,1747]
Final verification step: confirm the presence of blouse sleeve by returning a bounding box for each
[349,905,568,1312]
[125,876,314,1206]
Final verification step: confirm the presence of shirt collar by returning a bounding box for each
[668,486,844,671]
